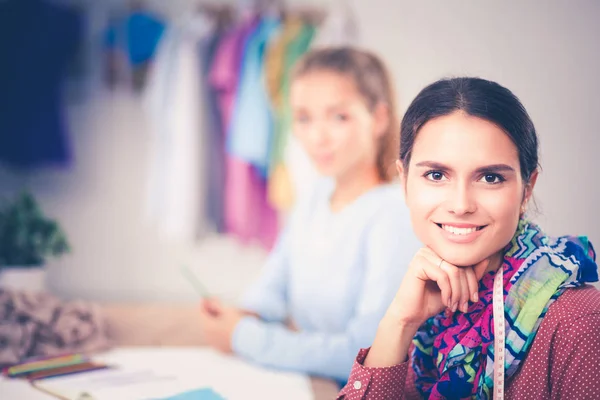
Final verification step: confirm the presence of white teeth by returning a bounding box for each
[442,225,478,235]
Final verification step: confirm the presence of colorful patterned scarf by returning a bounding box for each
[412,220,598,399]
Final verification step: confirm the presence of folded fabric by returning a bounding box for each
[0,289,112,367]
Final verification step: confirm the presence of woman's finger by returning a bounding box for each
[464,266,479,303]
[417,249,456,308]
[419,248,475,312]
[439,262,462,312]
[202,298,222,316]
[416,254,453,308]
[457,269,472,313]
[418,249,461,311]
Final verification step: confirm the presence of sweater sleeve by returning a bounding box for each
[336,348,410,399]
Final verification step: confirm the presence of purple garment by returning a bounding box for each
[209,17,278,249]
[0,0,81,169]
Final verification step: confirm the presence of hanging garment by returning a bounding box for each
[264,18,304,118]
[262,17,304,212]
[103,9,165,92]
[199,31,227,234]
[0,0,81,169]
[267,22,316,211]
[210,16,278,249]
[271,21,316,164]
[143,16,212,242]
[227,17,281,176]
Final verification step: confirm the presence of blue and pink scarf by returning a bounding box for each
[412,220,598,399]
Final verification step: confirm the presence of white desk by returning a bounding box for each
[1,377,54,399]
[0,347,329,400]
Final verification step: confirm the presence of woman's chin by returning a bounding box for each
[431,246,487,268]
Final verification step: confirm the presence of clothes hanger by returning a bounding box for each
[255,0,285,19]
[294,6,326,26]
[196,2,235,31]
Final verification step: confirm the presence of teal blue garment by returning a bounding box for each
[154,388,225,400]
[226,18,281,176]
[126,11,165,66]
[232,179,422,382]
[103,11,165,67]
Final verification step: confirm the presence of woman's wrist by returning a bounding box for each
[364,318,420,368]
[380,311,423,331]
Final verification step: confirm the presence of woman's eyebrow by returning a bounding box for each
[414,161,515,174]
[414,161,451,170]
[474,164,516,174]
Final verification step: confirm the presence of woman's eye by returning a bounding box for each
[425,171,446,181]
[333,113,349,122]
[479,173,505,184]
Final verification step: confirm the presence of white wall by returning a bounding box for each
[1,0,599,302]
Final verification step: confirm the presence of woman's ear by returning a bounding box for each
[396,160,408,196]
[522,169,539,210]
[395,159,404,177]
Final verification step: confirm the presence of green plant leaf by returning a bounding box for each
[0,191,71,267]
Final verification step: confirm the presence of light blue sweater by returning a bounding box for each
[232,179,421,382]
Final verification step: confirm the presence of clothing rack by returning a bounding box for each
[127,0,327,27]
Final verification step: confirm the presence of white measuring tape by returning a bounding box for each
[492,266,506,400]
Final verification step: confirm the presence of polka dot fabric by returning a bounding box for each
[337,286,600,399]
[339,348,409,399]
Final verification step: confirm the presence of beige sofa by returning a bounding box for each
[101,303,339,400]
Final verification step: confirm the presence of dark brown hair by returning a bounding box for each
[293,47,399,181]
[399,77,539,183]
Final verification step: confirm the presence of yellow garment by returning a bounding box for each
[264,18,303,109]
[266,20,316,211]
[265,18,303,211]
[268,162,295,211]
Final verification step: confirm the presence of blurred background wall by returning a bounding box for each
[1,0,598,302]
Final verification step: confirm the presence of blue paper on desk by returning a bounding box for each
[155,388,225,400]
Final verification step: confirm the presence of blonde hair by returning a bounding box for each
[292,47,399,181]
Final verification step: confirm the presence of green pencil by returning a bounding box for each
[180,265,211,298]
